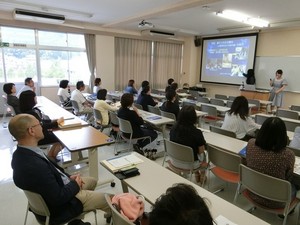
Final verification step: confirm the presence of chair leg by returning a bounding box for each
[93,209,98,225]
[24,204,29,225]
[233,183,241,204]
[114,133,121,155]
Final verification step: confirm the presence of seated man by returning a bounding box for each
[10,114,110,225]
[17,77,36,97]
[71,81,94,123]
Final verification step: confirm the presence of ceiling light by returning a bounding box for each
[216,10,269,28]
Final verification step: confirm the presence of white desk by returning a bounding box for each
[37,96,88,126]
[150,93,165,101]
[203,131,247,154]
[111,152,269,225]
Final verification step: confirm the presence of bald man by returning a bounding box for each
[10,114,110,225]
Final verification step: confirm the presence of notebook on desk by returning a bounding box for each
[101,153,143,173]
[58,119,82,129]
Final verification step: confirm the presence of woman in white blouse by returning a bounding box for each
[93,89,118,126]
[57,80,71,107]
[93,78,102,94]
[221,96,260,140]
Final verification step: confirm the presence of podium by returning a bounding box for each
[240,89,270,101]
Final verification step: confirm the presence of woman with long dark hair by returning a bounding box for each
[170,105,206,183]
[221,96,259,140]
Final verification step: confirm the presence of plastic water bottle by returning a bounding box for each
[2,121,8,128]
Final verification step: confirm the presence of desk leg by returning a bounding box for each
[161,124,167,166]
[88,147,98,179]
[121,181,129,192]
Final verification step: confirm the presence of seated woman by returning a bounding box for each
[136,86,157,111]
[117,93,158,154]
[93,77,102,94]
[124,79,138,95]
[221,96,259,140]
[94,89,118,126]
[137,80,149,97]
[3,83,21,114]
[170,82,180,105]
[170,105,206,183]
[160,89,180,119]
[149,183,213,225]
[246,117,296,209]
[57,79,71,107]
[19,90,64,161]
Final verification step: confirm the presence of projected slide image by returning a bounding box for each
[200,33,257,85]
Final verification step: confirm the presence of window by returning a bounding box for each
[0,26,89,86]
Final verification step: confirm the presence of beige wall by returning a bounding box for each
[20,25,300,109]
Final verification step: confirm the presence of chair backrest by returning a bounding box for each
[209,125,236,138]
[58,95,65,104]
[148,105,160,115]
[105,194,135,225]
[226,100,233,108]
[109,111,119,126]
[291,105,300,112]
[160,110,176,122]
[118,117,133,134]
[239,164,291,204]
[133,103,143,110]
[164,139,195,167]
[228,96,236,101]
[2,94,16,116]
[276,109,299,120]
[93,108,103,123]
[215,94,228,100]
[197,96,210,103]
[284,120,299,132]
[210,98,224,106]
[189,90,199,98]
[71,100,80,113]
[200,104,218,117]
[254,114,268,125]
[248,99,260,108]
[182,101,197,108]
[207,144,241,173]
[23,190,50,217]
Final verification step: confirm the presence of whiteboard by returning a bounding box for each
[255,56,300,92]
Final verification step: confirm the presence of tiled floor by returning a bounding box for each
[0,117,299,225]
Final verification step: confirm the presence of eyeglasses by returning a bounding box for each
[28,121,43,129]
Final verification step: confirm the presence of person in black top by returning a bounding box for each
[117,93,158,152]
[160,89,180,119]
[170,82,180,105]
[3,83,21,114]
[243,69,255,85]
[19,90,64,161]
[165,78,174,93]
[170,105,206,183]
[136,86,157,111]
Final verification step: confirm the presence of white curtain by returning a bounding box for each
[152,42,183,89]
[84,34,96,91]
[115,37,152,91]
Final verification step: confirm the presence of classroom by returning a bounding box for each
[1,1,300,225]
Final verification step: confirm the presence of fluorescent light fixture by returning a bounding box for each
[245,18,269,27]
[216,10,269,28]
[216,10,247,22]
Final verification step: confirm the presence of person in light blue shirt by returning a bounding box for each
[124,79,138,95]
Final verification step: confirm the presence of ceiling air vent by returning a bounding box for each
[13,8,65,24]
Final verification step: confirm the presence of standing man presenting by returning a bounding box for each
[10,114,110,225]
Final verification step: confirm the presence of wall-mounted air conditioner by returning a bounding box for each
[141,29,176,38]
[13,9,65,24]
